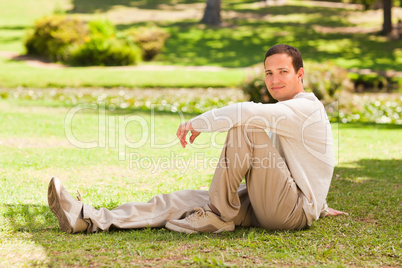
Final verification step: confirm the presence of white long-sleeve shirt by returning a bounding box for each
[190,92,334,226]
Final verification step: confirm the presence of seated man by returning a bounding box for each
[48,44,347,234]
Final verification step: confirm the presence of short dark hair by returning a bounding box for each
[264,44,303,72]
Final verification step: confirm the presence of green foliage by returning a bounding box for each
[70,37,142,66]
[241,62,354,105]
[125,26,170,61]
[25,16,142,66]
[338,93,402,124]
[0,88,245,115]
[348,73,389,92]
[88,19,116,38]
[24,15,88,61]
[304,62,354,103]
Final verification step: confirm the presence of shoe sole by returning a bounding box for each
[48,177,73,233]
[165,221,234,234]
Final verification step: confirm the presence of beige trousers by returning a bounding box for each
[83,126,307,232]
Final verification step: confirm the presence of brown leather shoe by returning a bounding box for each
[48,177,88,233]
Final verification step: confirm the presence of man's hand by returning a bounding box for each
[176,121,201,148]
[328,208,349,216]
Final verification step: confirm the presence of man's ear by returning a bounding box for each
[297,67,304,83]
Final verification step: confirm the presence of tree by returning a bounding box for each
[200,0,221,26]
[382,0,392,34]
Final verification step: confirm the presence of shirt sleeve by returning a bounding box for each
[190,100,313,138]
[319,200,330,218]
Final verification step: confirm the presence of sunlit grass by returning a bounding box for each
[0,57,246,88]
[0,97,401,266]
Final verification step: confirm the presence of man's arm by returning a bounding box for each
[176,121,201,148]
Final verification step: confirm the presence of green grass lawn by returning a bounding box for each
[0,57,246,88]
[0,0,401,88]
[0,98,400,267]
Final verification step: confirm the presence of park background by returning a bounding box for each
[0,0,401,266]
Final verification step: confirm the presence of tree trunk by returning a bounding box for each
[382,0,392,35]
[200,0,221,26]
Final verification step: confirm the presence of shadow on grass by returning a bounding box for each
[0,26,28,30]
[67,0,205,13]
[231,4,353,27]
[116,18,402,69]
[2,204,55,232]
[334,158,401,184]
[329,158,401,221]
[338,122,402,130]
[2,203,288,265]
[0,36,22,45]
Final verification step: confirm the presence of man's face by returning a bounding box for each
[264,53,304,102]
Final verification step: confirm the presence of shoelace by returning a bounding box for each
[76,190,82,201]
[187,207,207,221]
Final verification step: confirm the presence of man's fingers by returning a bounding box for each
[176,125,188,148]
[189,134,195,144]
[176,121,197,148]
[189,131,200,144]
[176,125,185,139]
[179,131,188,148]
[328,208,349,216]
[181,140,187,148]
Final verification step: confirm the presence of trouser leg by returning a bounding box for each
[209,126,307,230]
[82,186,254,232]
[83,189,209,232]
[232,183,260,227]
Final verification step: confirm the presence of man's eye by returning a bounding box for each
[265,73,272,75]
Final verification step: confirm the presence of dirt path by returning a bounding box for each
[0,51,67,69]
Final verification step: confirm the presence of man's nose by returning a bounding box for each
[272,73,280,83]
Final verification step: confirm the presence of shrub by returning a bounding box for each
[25,16,142,66]
[337,92,402,124]
[241,62,354,105]
[25,15,88,61]
[125,26,169,61]
[304,62,354,103]
[70,19,142,66]
[24,16,170,66]
[348,73,389,92]
[88,19,116,38]
[70,37,142,66]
